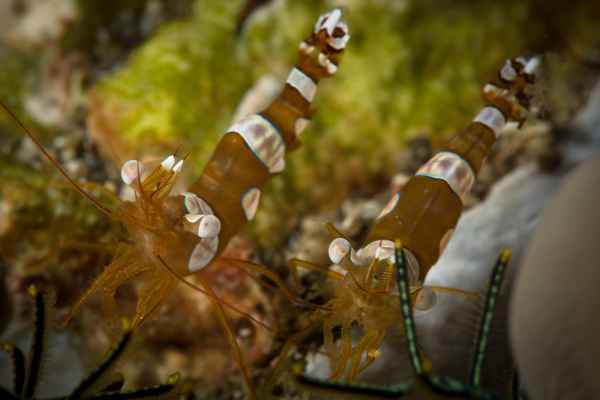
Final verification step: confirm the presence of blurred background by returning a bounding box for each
[0,0,599,399]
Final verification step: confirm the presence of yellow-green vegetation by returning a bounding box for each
[91,0,539,247]
[0,46,38,141]
[0,155,116,276]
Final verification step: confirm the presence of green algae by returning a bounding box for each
[85,0,593,247]
[0,46,38,143]
[0,155,117,277]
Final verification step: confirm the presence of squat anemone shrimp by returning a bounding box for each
[0,8,350,399]
[296,242,512,400]
[275,55,540,385]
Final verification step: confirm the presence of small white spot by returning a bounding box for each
[173,159,184,173]
[241,188,261,221]
[515,56,528,68]
[318,53,328,67]
[483,83,500,95]
[271,157,285,173]
[120,159,143,185]
[188,237,219,272]
[197,215,221,238]
[378,192,400,219]
[161,154,176,170]
[328,238,351,264]
[474,106,506,136]
[299,41,314,55]
[350,247,364,266]
[326,60,338,75]
[524,57,540,75]
[185,213,203,224]
[330,264,347,276]
[294,118,310,137]
[500,59,517,81]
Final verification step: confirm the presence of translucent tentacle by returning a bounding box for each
[195,274,257,400]
[357,330,386,376]
[329,321,353,379]
[131,270,178,329]
[222,258,326,311]
[67,252,147,325]
[347,332,378,381]
[0,100,115,219]
[155,255,273,332]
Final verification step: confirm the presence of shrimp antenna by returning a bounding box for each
[0,100,114,219]
[155,254,274,333]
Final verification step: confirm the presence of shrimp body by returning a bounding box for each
[187,8,349,270]
[329,56,539,284]
[322,261,400,379]
[296,244,512,400]
[70,9,350,328]
[285,56,540,383]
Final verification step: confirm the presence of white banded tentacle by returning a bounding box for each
[241,187,261,221]
[416,151,475,201]
[294,118,310,138]
[378,192,400,219]
[227,114,286,174]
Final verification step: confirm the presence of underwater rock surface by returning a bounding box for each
[511,154,600,400]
